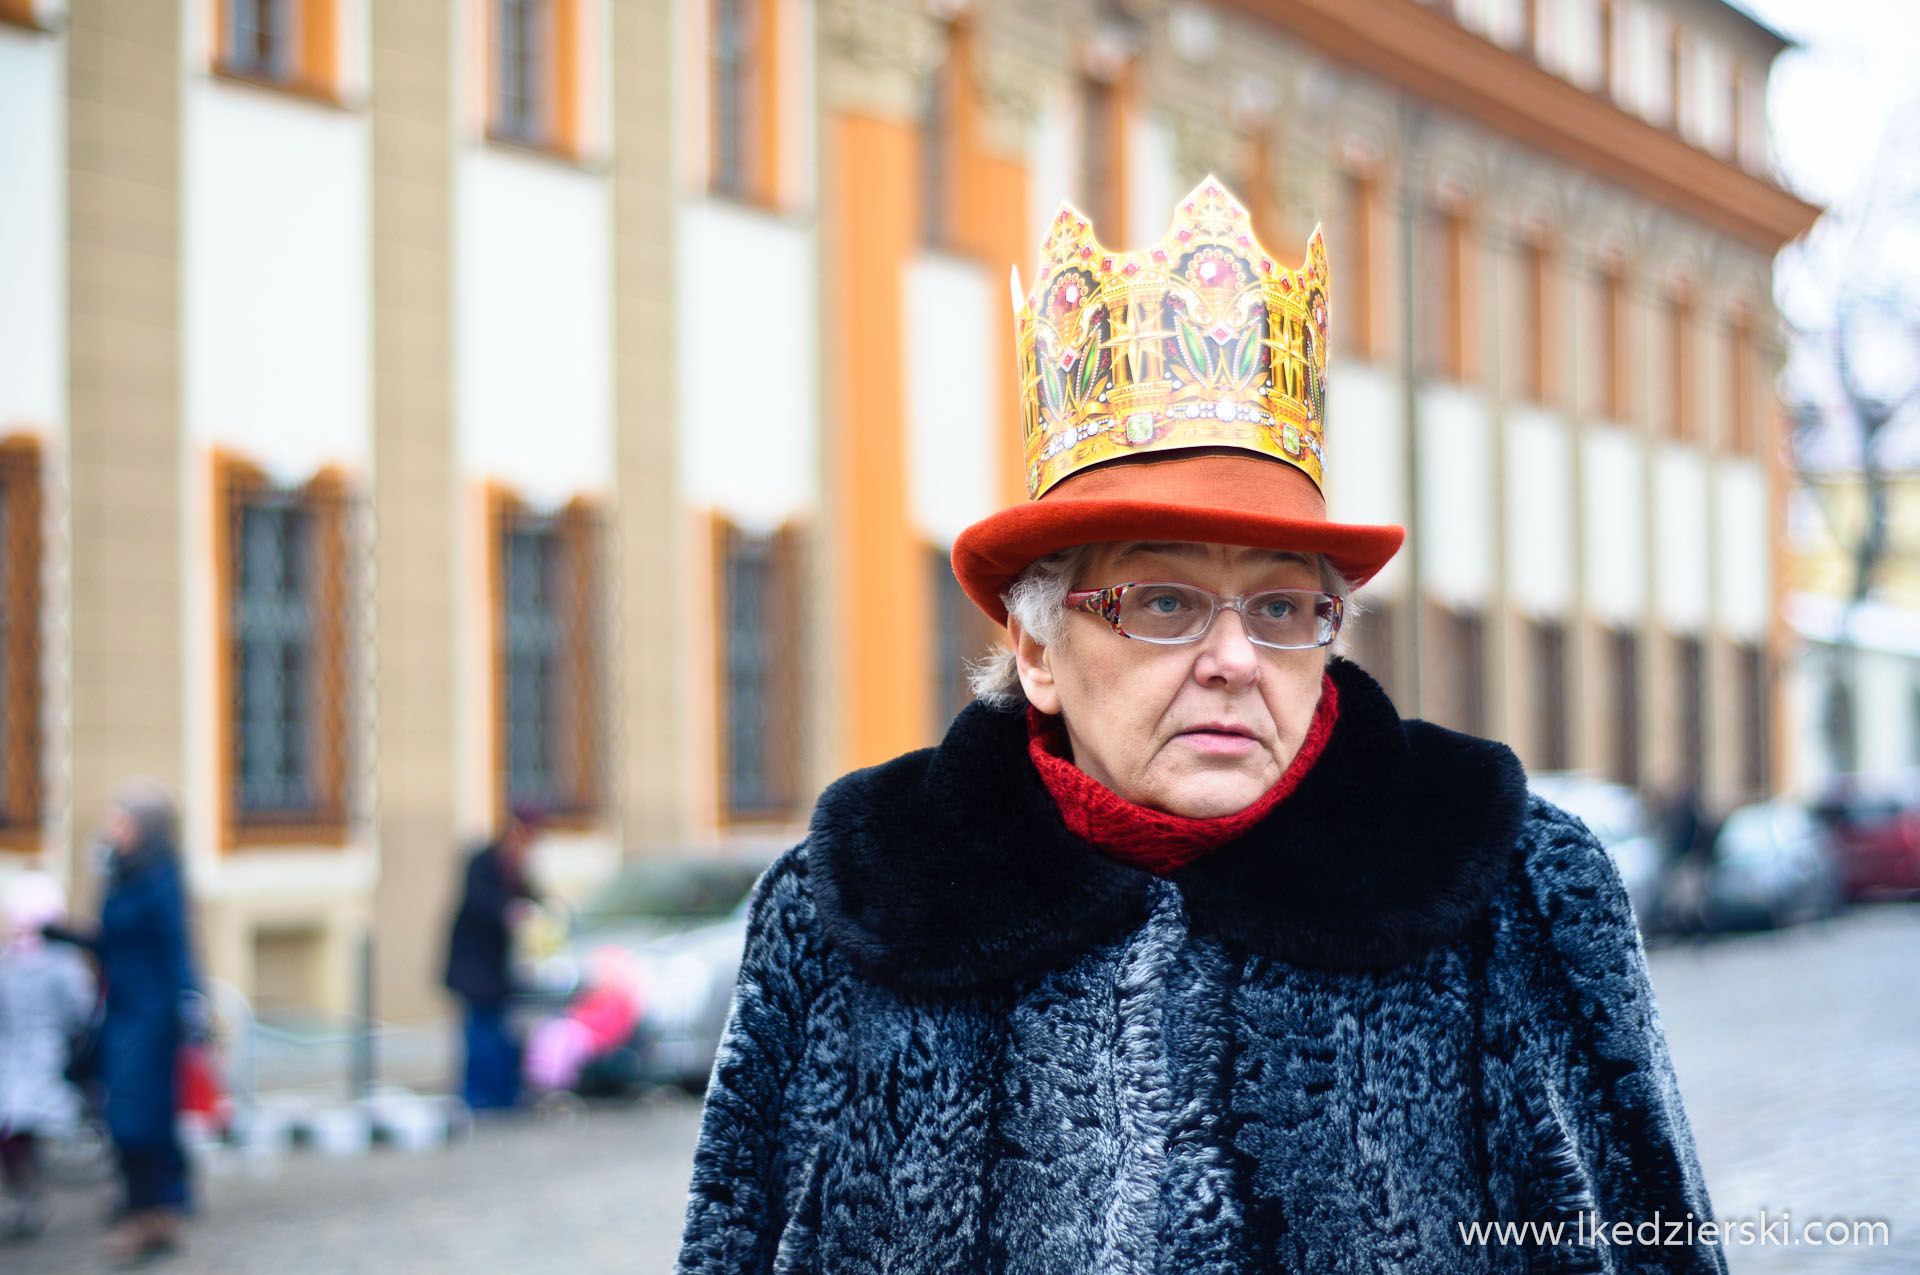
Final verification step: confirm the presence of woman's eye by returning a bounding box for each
[1258,596,1297,620]
[1140,590,1191,614]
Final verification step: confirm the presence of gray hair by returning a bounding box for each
[966,545,1356,709]
[113,776,180,851]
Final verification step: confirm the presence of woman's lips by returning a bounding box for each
[1177,727,1257,755]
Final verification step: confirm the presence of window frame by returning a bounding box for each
[713,516,804,827]
[487,487,604,831]
[213,0,342,104]
[486,0,586,160]
[708,0,779,205]
[212,454,352,850]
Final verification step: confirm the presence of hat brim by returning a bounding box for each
[951,454,1404,625]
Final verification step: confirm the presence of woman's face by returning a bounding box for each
[104,807,139,854]
[1012,541,1330,818]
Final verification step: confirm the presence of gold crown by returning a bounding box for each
[1014,177,1330,500]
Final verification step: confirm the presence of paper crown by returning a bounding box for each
[1014,177,1330,501]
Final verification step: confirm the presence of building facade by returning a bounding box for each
[0,0,1814,1023]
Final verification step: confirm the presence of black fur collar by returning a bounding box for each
[806,657,1528,993]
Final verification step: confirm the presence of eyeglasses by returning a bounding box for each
[1062,581,1344,650]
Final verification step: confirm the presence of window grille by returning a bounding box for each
[716,520,801,823]
[228,0,295,82]
[0,439,41,841]
[711,0,761,198]
[496,0,546,145]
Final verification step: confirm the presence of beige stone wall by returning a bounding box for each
[65,0,184,912]
[368,0,460,1024]
[611,0,687,849]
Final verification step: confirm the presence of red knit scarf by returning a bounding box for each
[1026,673,1340,875]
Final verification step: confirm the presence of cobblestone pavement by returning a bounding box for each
[9,903,1915,1274]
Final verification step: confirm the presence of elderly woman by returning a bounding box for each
[676,181,1723,1273]
[48,780,199,1262]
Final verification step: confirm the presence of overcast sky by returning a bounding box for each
[1732,0,1920,209]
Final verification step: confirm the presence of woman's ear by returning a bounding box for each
[1009,616,1063,716]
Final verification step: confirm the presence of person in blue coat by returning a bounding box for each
[50,779,199,1263]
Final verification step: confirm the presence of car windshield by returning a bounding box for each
[573,861,766,932]
[1716,807,1801,864]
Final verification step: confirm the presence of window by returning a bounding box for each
[1079,71,1124,238]
[1514,235,1553,404]
[0,439,41,846]
[492,494,602,823]
[215,458,351,845]
[711,0,775,202]
[1666,289,1694,440]
[1737,643,1767,797]
[1606,627,1640,787]
[931,548,998,727]
[1598,260,1627,421]
[1428,605,1486,736]
[1531,619,1569,771]
[215,0,338,96]
[1729,308,1756,454]
[1338,171,1376,361]
[716,519,803,823]
[920,22,966,248]
[490,0,583,155]
[1674,634,1703,791]
[1346,599,1397,704]
[1420,204,1473,382]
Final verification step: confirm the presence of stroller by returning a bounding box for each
[523,946,649,1101]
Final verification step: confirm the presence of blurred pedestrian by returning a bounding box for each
[46,779,200,1263]
[0,872,95,1241]
[443,805,542,1112]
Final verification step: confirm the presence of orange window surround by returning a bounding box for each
[0,437,42,849]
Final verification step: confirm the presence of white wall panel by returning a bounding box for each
[456,148,615,509]
[1128,110,1178,244]
[1506,407,1573,617]
[183,82,372,478]
[1323,363,1406,595]
[1416,384,1493,609]
[903,255,997,547]
[1581,425,1645,625]
[1714,458,1768,640]
[0,29,64,432]
[675,199,817,530]
[1653,443,1709,632]
[1029,87,1075,251]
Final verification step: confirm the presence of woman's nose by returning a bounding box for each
[1193,606,1261,686]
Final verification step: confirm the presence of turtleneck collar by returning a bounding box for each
[1025,673,1341,874]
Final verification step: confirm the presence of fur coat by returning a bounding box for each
[675,658,1724,1273]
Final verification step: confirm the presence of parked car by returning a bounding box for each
[1811,791,1920,901]
[1703,801,1843,931]
[521,851,776,1095]
[1529,774,1667,933]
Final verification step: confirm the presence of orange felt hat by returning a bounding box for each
[950,177,1404,626]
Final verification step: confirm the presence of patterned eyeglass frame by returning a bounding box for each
[1062,582,1344,650]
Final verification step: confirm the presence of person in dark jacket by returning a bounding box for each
[443,807,541,1111]
[676,180,1725,1272]
[49,779,199,1264]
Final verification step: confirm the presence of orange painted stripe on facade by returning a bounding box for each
[977,154,1030,513]
[831,113,932,767]
[301,0,337,95]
